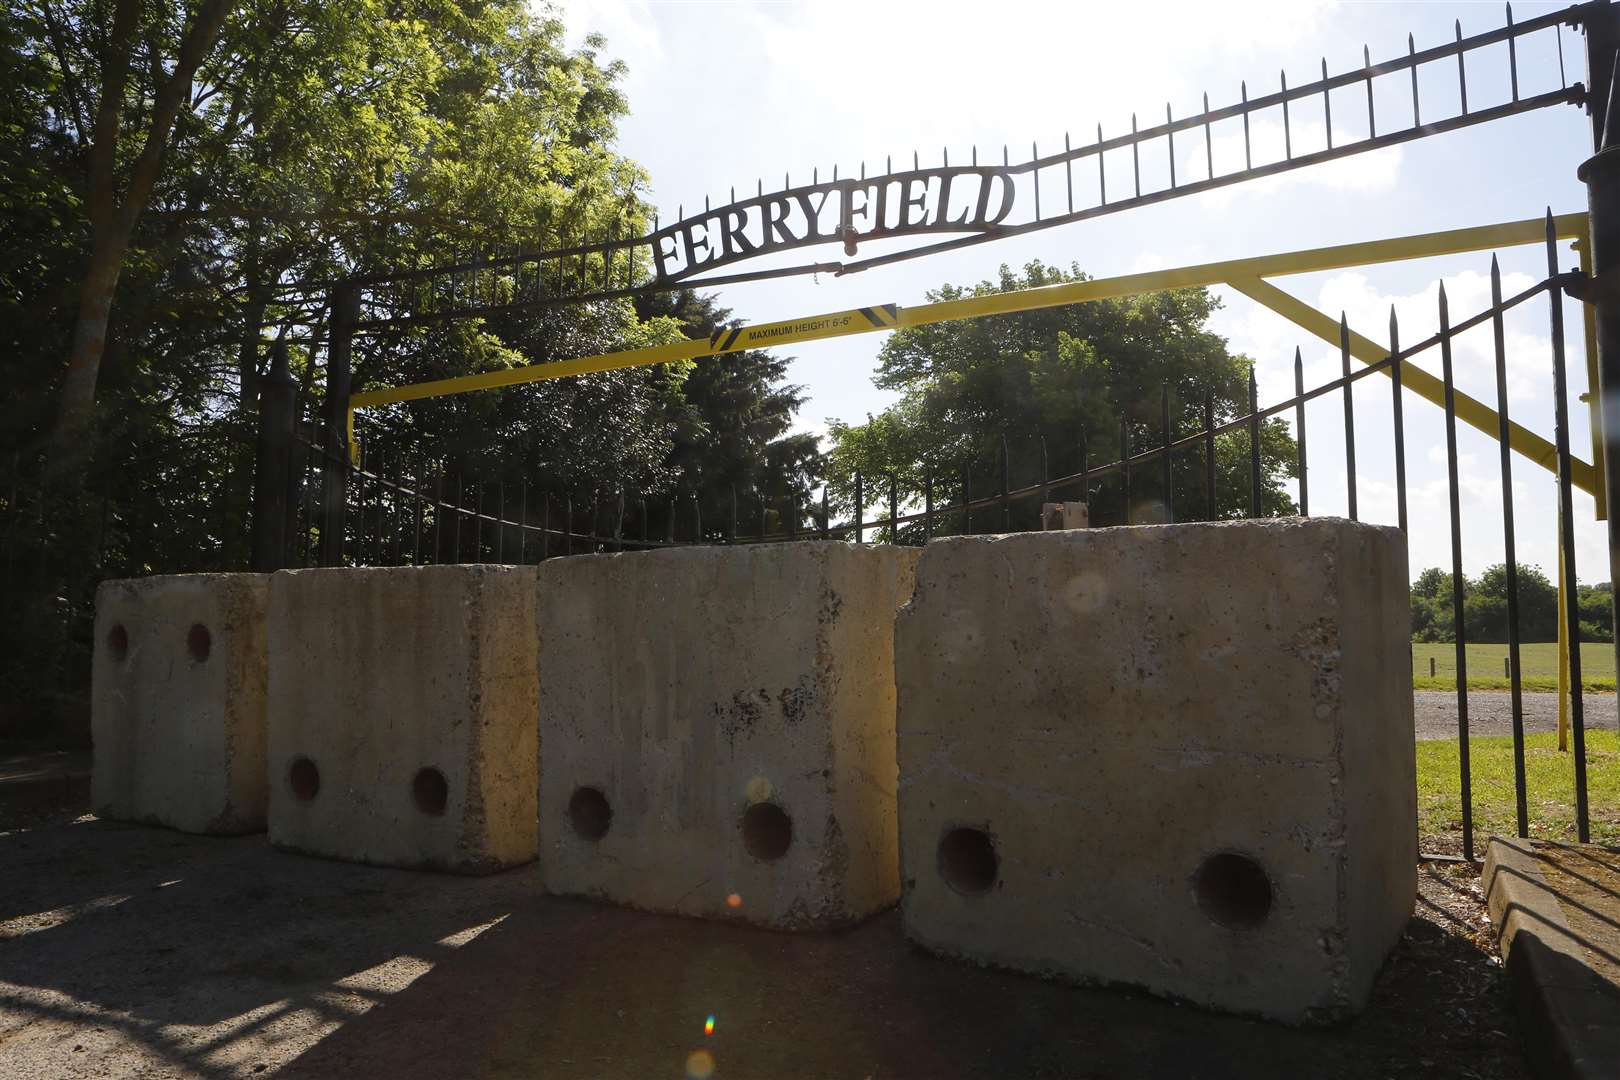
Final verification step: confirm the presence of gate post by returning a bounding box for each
[319,284,359,566]
[1577,2,1620,674]
[250,338,298,571]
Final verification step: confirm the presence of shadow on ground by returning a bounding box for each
[1,801,1527,1080]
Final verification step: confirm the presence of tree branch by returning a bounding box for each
[116,0,238,237]
[85,0,140,230]
[33,0,89,142]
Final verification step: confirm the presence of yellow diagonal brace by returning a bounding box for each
[349,304,900,408]
[1226,276,1598,496]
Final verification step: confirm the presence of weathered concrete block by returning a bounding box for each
[267,564,537,873]
[92,573,269,834]
[538,542,920,929]
[895,519,1415,1023]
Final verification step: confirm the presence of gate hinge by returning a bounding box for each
[1557,268,1615,304]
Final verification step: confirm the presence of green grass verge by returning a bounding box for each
[1412,642,1616,692]
[1416,730,1620,849]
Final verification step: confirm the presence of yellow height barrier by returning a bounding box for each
[349,212,1601,507]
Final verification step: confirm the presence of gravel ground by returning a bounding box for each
[1413,691,1617,741]
[0,792,1525,1080]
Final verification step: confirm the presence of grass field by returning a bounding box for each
[1416,729,1620,851]
[1412,641,1616,692]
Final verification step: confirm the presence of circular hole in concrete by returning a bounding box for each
[937,827,998,895]
[741,802,792,861]
[568,786,612,840]
[187,623,211,663]
[287,757,320,801]
[413,767,448,816]
[1194,852,1273,929]
[107,624,129,661]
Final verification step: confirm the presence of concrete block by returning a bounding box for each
[895,518,1415,1023]
[92,573,269,834]
[538,542,920,929]
[267,564,538,873]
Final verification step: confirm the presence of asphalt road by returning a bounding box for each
[1412,691,1617,741]
[0,802,1523,1080]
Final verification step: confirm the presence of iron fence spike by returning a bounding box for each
[1281,70,1292,159]
[1507,3,1519,100]
[1457,19,1468,114]
[1410,32,1421,125]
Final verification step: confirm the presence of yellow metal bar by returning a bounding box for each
[349,303,902,408]
[1575,230,1607,519]
[1225,276,1599,496]
[352,213,1588,414]
[890,213,1591,331]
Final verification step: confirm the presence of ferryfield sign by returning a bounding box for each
[649,166,1018,282]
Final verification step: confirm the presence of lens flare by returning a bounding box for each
[704,1014,716,1036]
[726,892,743,909]
[686,1048,716,1079]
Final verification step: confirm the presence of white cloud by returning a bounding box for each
[1179,118,1403,206]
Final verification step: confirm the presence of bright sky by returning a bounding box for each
[564,0,1610,586]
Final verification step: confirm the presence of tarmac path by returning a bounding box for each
[1413,690,1616,741]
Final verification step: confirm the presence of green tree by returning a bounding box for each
[1578,581,1613,643]
[1411,564,1576,643]
[31,0,237,469]
[636,289,821,537]
[824,261,1296,538]
[0,1,705,705]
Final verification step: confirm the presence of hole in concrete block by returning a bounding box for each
[937,827,998,895]
[741,802,792,861]
[187,623,211,662]
[568,786,612,840]
[288,757,320,802]
[1194,851,1273,929]
[107,624,129,661]
[413,767,448,816]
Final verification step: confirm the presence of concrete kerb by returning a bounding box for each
[536,541,920,929]
[1484,837,1620,1080]
[266,564,538,874]
[893,518,1417,1024]
[91,573,270,834]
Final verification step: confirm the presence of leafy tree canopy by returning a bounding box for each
[825,261,1297,537]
